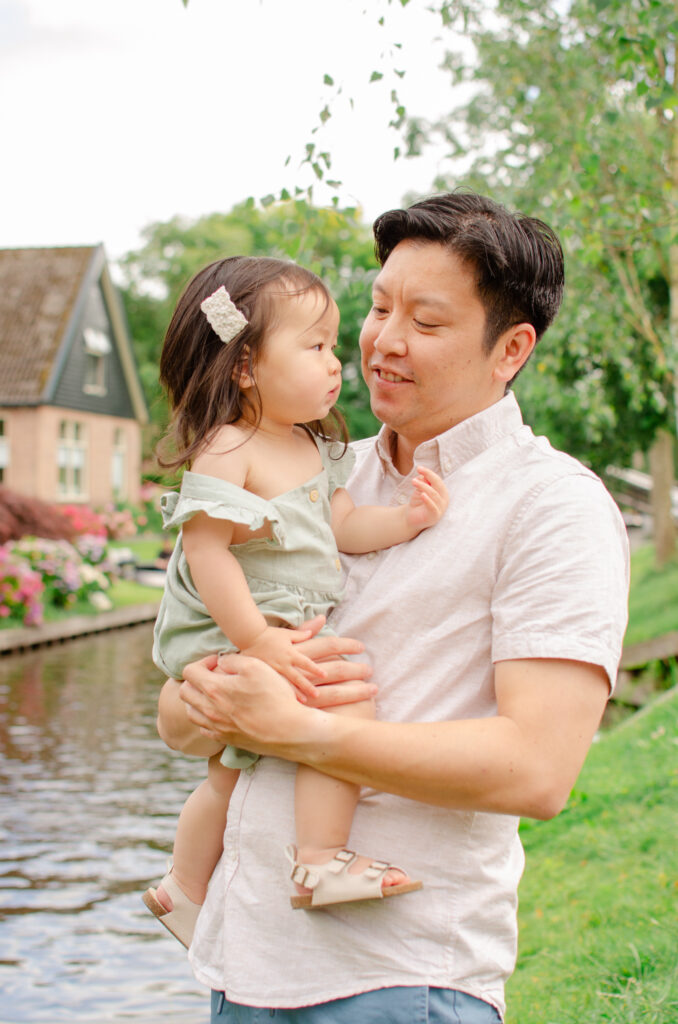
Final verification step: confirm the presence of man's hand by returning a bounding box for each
[285,616,376,708]
[179,653,308,754]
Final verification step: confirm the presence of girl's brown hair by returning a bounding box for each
[157,256,347,471]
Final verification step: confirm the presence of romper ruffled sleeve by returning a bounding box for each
[160,471,286,546]
[317,440,356,498]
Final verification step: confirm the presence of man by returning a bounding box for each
[158,192,629,1023]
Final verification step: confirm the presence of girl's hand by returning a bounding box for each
[240,625,326,701]
[406,466,449,533]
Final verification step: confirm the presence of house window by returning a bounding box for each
[111,427,126,500]
[57,420,87,498]
[0,419,8,484]
[83,328,111,395]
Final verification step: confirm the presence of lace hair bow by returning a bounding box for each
[200,286,249,344]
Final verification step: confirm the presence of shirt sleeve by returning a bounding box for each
[491,472,630,690]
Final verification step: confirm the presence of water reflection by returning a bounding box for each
[0,626,207,1023]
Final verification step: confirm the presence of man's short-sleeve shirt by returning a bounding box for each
[189,393,629,1019]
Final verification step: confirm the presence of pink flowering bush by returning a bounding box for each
[4,536,112,614]
[97,502,137,540]
[59,493,164,541]
[74,533,116,573]
[60,504,107,538]
[138,482,165,534]
[0,546,45,626]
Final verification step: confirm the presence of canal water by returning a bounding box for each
[0,625,208,1023]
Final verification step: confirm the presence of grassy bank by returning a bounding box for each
[626,545,678,646]
[507,688,678,1023]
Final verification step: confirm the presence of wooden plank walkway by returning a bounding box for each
[620,631,678,670]
[0,601,161,655]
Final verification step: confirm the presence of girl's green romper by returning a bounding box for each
[152,438,354,769]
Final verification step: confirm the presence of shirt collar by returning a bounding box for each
[374,392,524,477]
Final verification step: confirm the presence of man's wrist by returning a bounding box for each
[289,704,351,770]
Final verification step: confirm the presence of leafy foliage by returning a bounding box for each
[0,487,76,545]
[415,0,678,473]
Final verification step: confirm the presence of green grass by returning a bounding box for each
[39,579,161,622]
[506,689,678,1023]
[625,545,678,647]
[109,533,166,564]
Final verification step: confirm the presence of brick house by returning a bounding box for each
[0,245,148,506]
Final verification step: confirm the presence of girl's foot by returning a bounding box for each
[142,868,203,948]
[287,845,422,909]
[295,845,409,891]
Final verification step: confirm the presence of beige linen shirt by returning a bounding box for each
[189,393,629,1019]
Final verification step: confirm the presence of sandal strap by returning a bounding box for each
[285,846,399,906]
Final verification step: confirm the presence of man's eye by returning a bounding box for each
[415,320,439,329]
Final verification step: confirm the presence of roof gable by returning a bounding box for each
[0,246,94,404]
[0,246,148,423]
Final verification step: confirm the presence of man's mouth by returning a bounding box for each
[373,367,410,384]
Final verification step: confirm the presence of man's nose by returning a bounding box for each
[372,316,407,356]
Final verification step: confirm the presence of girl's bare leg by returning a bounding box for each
[294,699,408,889]
[157,753,239,909]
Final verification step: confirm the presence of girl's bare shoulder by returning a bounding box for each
[190,422,254,486]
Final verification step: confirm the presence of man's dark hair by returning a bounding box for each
[372,191,564,352]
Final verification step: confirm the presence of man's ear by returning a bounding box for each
[492,323,536,383]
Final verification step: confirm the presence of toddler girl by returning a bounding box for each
[143,256,448,947]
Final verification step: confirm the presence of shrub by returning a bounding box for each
[0,537,114,624]
[74,533,116,572]
[10,537,113,610]
[0,546,45,626]
[59,504,107,538]
[138,481,165,534]
[0,486,76,544]
[97,502,137,540]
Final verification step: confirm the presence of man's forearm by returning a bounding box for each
[181,654,608,821]
[279,710,554,818]
[279,658,609,820]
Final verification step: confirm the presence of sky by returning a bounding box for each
[0,0,464,263]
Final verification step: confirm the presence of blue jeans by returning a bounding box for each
[210,986,502,1023]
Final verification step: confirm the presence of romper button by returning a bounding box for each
[397,494,407,505]
[309,489,319,502]
[335,558,341,571]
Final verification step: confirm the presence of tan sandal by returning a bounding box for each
[142,867,201,948]
[286,845,422,909]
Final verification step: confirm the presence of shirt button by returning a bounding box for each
[366,551,377,561]
[309,489,319,502]
[442,458,451,473]
[335,557,341,571]
[397,494,407,505]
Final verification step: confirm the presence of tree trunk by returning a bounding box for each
[660,29,678,566]
[649,430,676,567]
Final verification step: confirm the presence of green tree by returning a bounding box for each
[120,199,381,472]
[415,0,678,563]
